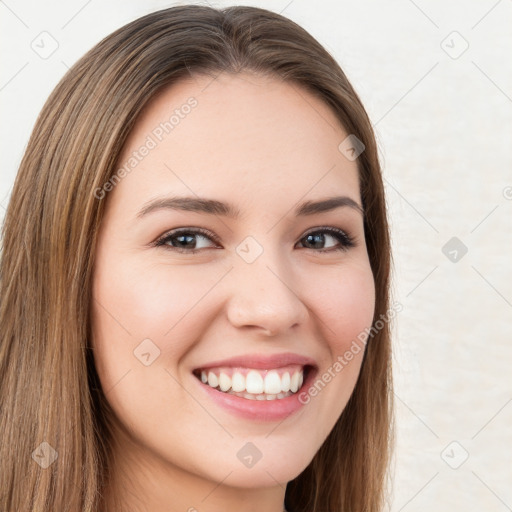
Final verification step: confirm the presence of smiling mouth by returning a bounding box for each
[192,365,313,401]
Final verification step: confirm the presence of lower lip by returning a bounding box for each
[194,368,317,421]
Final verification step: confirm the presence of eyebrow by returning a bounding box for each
[136,195,364,219]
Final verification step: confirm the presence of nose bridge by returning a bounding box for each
[225,234,308,334]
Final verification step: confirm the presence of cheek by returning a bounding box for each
[297,260,375,413]
[90,252,225,383]
[93,256,203,337]
[314,261,375,355]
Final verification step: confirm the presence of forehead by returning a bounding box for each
[111,71,361,213]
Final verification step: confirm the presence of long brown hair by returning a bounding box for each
[0,5,394,511]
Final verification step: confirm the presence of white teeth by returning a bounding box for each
[198,367,306,399]
[207,371,218,388]
[218,372,231,392]
[246,370,264,394]
[281,372,291,392]
[230,390,293,400]
[290,372,300,393]
[231,372,245,392]
[264,370,282,394]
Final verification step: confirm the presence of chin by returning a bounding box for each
[213,443,316,489]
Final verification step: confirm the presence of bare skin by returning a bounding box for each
[91,71,375,512]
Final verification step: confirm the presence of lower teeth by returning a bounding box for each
[214,387,293,400]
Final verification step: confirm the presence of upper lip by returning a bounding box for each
[194,352,317,371]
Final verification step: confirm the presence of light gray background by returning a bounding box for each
[1,1,511,510]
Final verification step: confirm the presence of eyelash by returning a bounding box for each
[153,226,356,254]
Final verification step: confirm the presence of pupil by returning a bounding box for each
[306,233,324,249]
[178,234,195,248]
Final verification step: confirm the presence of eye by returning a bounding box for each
[297,227,355,253]
[154,227,220,253]
[153,226,356,254]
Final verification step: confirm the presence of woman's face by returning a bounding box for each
[91,71,375,497]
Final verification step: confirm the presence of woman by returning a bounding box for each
[0,5,394,511]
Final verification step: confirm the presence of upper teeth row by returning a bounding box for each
[200,369,304,395]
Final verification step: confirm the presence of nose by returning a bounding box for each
[225,248,309,337]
